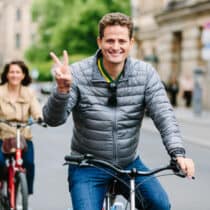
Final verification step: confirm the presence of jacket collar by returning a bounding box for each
[92,49,131,83]
[2,83,28,103]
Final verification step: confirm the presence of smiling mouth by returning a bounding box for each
[108,52,123,57]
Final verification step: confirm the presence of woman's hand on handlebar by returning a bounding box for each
[176,157,195,179]
[36,117,47,127]
[28,117,47,127]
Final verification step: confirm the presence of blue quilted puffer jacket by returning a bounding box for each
[43,50,185,167]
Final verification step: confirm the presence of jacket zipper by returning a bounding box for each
[112,106,117,163]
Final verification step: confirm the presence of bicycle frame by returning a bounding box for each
[0,119,47,210]
[7,156,16,209]
[105,172,138,210]
[64,154,188,210]
[1,122,27,210]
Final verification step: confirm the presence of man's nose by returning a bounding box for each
[112,41,120,50]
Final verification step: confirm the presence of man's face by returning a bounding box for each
[97,25,134,66]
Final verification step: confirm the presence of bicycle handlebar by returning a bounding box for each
[64,154,187,178]
[0,118,47,128]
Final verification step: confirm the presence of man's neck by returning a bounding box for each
[103,60,124,81]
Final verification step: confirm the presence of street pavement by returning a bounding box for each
[142,106,210,148]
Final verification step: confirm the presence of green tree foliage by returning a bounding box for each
[25,0,131,62]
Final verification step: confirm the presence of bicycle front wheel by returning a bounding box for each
[0,181,10,210]
[15,172,28,210]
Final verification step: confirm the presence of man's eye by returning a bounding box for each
[119,40,127,44]
[107,40,114,43]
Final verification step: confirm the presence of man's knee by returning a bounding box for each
[149,193,171,210]
[136,191,170,210]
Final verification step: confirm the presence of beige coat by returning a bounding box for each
[0,83,42,140]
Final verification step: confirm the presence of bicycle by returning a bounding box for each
[0,118,47,210]
[64,154,193,210]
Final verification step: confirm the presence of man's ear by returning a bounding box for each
[130,37,134,47]
[97,37,101,49]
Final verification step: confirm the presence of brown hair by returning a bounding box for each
[98,12,134,39]
[0,60,32,86]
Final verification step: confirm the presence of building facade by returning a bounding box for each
[132,0,210,108]
[0,0,36,67]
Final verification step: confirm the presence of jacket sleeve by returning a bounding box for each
[42,81,78,127]
[144,64,185,157]
[29,89,42,120]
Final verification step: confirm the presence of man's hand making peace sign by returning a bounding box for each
[50,50,72,94]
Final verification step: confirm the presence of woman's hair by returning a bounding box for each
[0,60,32,86]
[98,12,134,39]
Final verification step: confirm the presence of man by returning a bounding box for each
[43,12,194,210]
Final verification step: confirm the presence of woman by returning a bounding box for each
[0,60,42,195]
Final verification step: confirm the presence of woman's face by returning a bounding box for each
[6,64,25,87]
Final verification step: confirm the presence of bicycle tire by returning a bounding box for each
[0,196,9,210]
[15,172,28,210]
[0,181,10,210]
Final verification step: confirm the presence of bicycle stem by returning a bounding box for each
[17,127,21,149]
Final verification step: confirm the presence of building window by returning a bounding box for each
[15,33,21,49]
[16,8,21,21]
[172,31,182,75]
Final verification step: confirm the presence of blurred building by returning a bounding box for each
[0,0,36,67]
[131,0,210,108]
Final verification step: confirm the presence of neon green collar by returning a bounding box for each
[97,56,123,83]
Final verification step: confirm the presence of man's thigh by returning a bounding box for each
[68,165,113,210]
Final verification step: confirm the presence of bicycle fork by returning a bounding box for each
[104,178,136,210]
[8,160,15,210]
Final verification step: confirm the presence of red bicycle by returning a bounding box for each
[0,119,46,210]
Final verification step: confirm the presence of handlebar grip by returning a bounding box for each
[170,158,187,178]
[40,122,48,127]
[64,155,83,162]
[64,154,94,163]
[37,118,48,127]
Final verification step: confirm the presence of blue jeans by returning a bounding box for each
[68,156,170,210]
[0,140,35,194]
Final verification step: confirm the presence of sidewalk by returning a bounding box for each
[142,107,210,148]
